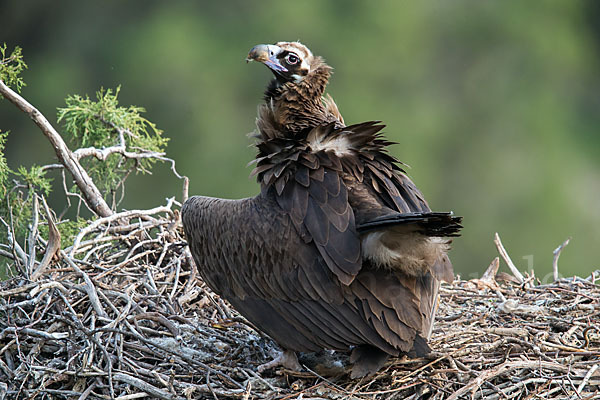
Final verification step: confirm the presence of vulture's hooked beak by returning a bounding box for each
[246,44,288,73]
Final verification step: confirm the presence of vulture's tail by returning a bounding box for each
[356,212,462,237]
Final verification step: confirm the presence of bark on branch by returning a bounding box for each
[72,122,164,163]
[0,79,113,217]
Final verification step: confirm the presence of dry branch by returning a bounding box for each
[494,232,525,284]
[31,196,61,280]
[553,237,571,281]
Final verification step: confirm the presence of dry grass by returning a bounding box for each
[0,206,598,399]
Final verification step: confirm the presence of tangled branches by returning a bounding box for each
[0,203,598,398]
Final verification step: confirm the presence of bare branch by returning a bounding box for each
[0,79,112,217]
[447,360,575,400]
[494,233,525,284]
[73,144,167,163]
[40,164,64,171]
[182,176,189,204]
[552,237,570,282]
[69,114,188,204]
[96,115,186,180]
[26,193,39,277]
[59,249,107,318]
[68,198,176,256]
[0,216,28,268]
[31,197,61,281]
[577,364,599,395]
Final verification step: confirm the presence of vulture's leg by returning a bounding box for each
[350,345,390,379]
[257,350,301,373]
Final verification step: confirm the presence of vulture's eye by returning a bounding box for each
[285,53,300,65]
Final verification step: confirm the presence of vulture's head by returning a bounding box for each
[247,41,339,132]
[246,41,326,84]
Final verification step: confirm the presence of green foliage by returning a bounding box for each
[0,130,54,273]
[0,46,170,276]
[0,185,32,241]
[0,44,27,93]
[57,86,169,205]
[0,77,169,275]
[15,165,52,196]
[0,45,37,271]
[0,167,52,253]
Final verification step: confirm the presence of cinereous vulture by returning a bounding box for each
[182,41,462,378]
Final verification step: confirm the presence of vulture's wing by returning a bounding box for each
[254,122,366,285]
[182,193,429,355]
[274,160,362,285]
[331,121,430,215]
[255,137,439,353]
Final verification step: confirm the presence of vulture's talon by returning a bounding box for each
[257,350,301,373]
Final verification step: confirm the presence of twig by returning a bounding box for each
[26,193,39,277]
[77,382,97,400]
[75,116,186,185]
[482,257,500,282]
[447,360,574,400]
[0,216,28,268]
[31,196,61,280]
[168,256,181,302]
[206,370,219,400]
[553,237,571,282]
[242,381,251,400]
[302,364,348,394]
[69,200,175,256]
[59,250,108,318]
[114,373,185,400]
[74,144,167,163]
[494,233,525,284]
[0,327,69,341]
[182,176,189,204]
[576,364,598,395]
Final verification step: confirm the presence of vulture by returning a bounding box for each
[182,41,462,378]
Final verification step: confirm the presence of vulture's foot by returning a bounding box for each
[257,350,301,373]
[350,345,390,379]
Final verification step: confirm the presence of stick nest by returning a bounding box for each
[0,207,598,399]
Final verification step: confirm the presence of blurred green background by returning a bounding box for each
[1,1,599,280]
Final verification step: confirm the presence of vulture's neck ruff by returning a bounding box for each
[263,61,331,104]
[247,41,341,137]
[263,63,336,136]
